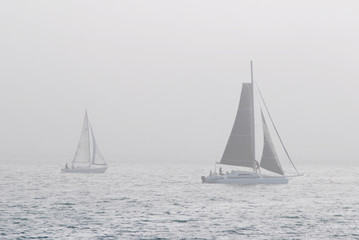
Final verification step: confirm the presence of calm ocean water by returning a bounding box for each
[0,159,358,240]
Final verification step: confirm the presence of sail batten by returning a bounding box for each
[260,111,284,175]
[220,83,255,168]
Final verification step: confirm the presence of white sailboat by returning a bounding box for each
[62,111,108,173]
[201,62,300,184]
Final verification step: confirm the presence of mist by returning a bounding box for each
[1,0,358,166]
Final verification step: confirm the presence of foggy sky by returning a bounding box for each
[0,1,358,165]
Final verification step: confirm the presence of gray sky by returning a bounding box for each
[0,1,358,165]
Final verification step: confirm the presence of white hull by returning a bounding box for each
[61,166,107,173]
[201,170,288,184]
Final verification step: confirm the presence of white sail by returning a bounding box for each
[90,123,106,166]
[73,112,91,164]
[260,111,284,175]
[220,83,255,168]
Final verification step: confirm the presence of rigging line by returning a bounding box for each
[255,83,300,175]
[250,61,256,172]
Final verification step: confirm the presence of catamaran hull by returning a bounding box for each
[61,167,107,173]
[201,172,288,184]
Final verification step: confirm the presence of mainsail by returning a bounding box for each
[260,111,284,175]
[73,113,91,164]
[220,83,255,168]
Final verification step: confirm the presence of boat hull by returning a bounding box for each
[201,171,288,184]
[61,166,107,173]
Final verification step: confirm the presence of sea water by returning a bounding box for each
[0,158,358,239]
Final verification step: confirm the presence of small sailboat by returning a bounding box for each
[62,111,108,173]
[201,62,300,184]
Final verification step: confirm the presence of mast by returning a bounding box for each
[86,110,91,166]
[250,61,256,172]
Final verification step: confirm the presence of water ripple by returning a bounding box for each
[0,163,358,239]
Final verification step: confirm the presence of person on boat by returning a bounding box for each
[65,163,69,169]
[209,170,212,177]
[219,167,223,175]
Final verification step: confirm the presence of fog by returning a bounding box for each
[0,1,358,165]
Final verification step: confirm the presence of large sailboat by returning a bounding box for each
[62,111,108,173]
[201,62,300,184]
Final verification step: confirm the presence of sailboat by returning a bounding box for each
[201,62,300,184]
[61,111,108,173]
